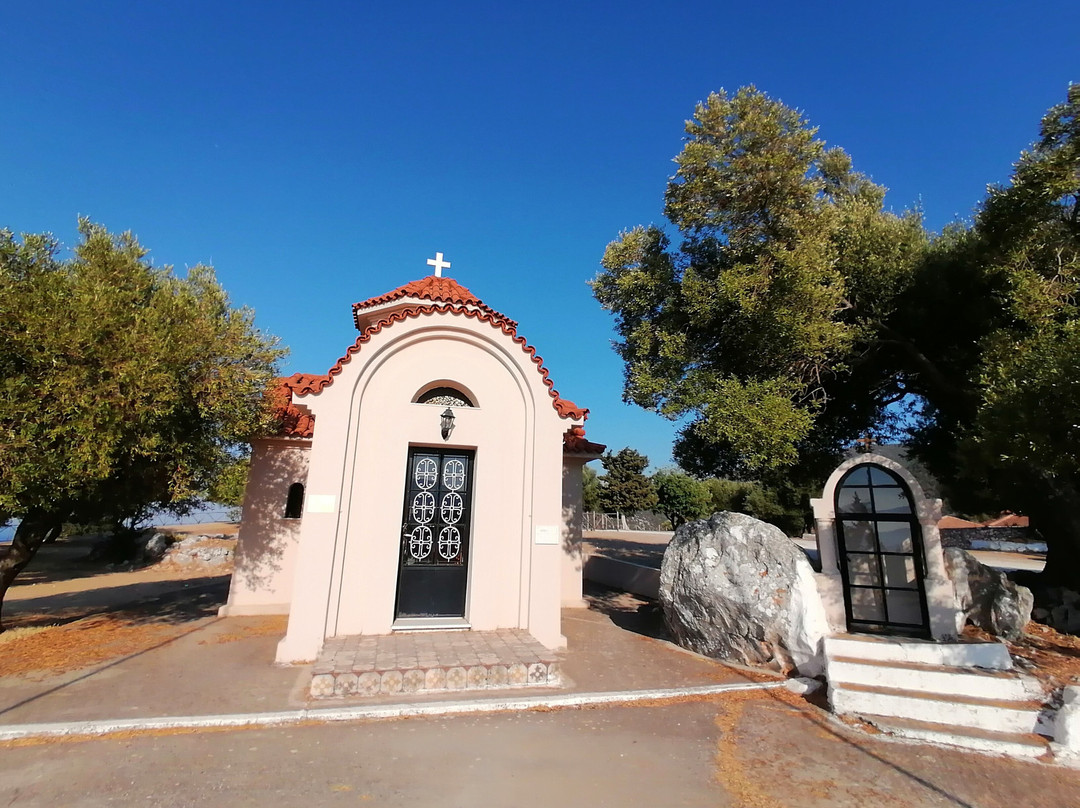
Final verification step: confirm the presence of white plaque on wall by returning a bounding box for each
[534,525,559,545]
[306,494,337,514]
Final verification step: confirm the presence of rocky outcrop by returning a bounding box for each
[943,547,1033,640]
[659,512,829,677]
[164,535,234,566]
[142,532,172,562]
[1035,587,1080,635]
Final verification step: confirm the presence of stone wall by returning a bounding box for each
[939,527,1036,550]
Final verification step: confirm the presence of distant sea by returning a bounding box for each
[0,502,237,545]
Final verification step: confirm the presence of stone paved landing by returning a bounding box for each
[309,629,561,699]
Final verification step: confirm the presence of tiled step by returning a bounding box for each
[830,681,1043,734]
[824,635,1013,670]
[827,655,1035,701]
[309,628,562,699]
[310,659,561,698]
[857,713,1051,758]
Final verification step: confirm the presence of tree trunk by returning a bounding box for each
[1026,473,1080,591]
[0,512,63,632]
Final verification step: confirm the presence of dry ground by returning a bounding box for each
[1,526,240,679]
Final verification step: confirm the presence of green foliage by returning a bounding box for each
[907,86,1080,580]
[593,86,927,481]
[0,220,284,624]
[702,477,808,536]
[207,456,251,509]
[581,464,602,513]
[595,83,1080,583]
[652,469,710,529]
[703,477,755,513]
[599,448,658,515]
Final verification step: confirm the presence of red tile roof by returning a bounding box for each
[293,290,588,421]
[352,275,512,329]
[562,425,606,455]
[938,515,980,530]
[938,512,1030,529]
[982,512,1029,528]
[269,375,316,438]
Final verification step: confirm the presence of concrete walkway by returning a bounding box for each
[0,587,769,730]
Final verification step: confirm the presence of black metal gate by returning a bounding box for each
[395,448,474,619]
[834,463,930,637]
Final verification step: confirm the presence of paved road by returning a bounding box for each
[4,695,1079,807]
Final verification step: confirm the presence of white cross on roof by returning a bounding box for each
[426,252,451,277]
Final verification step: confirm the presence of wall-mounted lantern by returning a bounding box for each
[440,408,455,440]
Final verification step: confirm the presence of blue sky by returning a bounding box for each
[2,1,1077,470]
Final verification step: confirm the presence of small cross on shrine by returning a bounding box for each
[427,252,451,277]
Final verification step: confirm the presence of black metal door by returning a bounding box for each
[834,463,931,638]
[395,448,474,618]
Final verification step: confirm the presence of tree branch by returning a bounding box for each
[872,323,971,405]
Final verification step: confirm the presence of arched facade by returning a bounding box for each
[221,273,604,664]
[811,453,961,641]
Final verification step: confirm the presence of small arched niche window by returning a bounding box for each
[413,385,476,408]
[284,482,305,519]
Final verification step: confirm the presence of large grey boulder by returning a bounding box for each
[943,547,1033,641]
[659,512,829,677]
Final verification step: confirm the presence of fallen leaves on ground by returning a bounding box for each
[966,622,1080,691]
[0,614,176,678]
[713,689,791,808]
[199,615,288,644]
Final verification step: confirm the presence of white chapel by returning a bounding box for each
[220,255,605,664]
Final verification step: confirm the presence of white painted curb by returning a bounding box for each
[0,681,786,742]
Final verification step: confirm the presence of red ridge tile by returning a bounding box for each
[351,276,514,329]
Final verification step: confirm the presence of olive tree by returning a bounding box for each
[0,221,284,628]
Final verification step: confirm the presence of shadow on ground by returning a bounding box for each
[6,535,123,587]
[5,576,231,630]
[582,579,670,641]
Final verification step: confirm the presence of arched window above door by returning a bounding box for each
[412,383,476,408]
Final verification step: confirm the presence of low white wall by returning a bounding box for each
[582,554,660,600]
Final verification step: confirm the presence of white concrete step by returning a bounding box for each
[827,655,1035,701]
[830,682,1043,734]
[824,634,1012,670]
[858,713,1051,759]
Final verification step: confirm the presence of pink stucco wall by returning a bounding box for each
[560,457,588,607]
[219,438,310,616]
[248,307,592,663]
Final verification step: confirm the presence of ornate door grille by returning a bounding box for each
[394,448,474,618]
